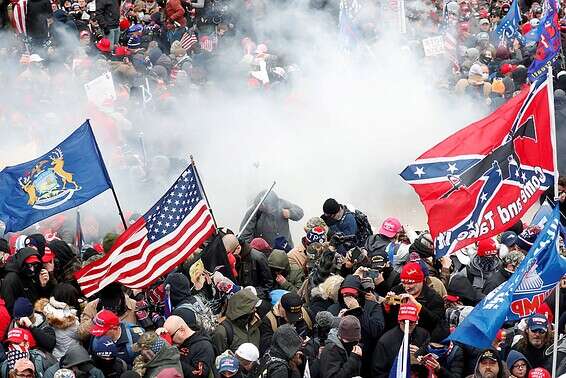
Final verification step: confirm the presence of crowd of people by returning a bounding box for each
[3,0,566,376]
[0,187,565,378]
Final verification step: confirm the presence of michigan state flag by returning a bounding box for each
[0,120,113,233]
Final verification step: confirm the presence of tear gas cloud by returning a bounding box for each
[0,2,485,242]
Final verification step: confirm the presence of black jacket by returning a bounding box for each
[391,283,448,341]
[372,326,430,377]
[95,0,120,31]
[26,0,52,39]
[319,332,362,378]
[327,275,385,376]
[1,248,50,314]
[236,243,273,298]
[178,332,215,378]
[259,310,311,355]
[482,267,512,295]
[374,267,401,297]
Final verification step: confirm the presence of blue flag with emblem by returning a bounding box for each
[495,0,525,44]
[0,120,113,234]
[448,206,566,349]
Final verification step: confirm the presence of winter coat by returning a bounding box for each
[319,331,362,378]
[287,246,308,290]
[482,267,512,295]
[236,244,273,298]
[267,249,298,292]
[165,0,186,30]
[240,191,304,249]
[36,297,80,360]
[212,289,261,353]
[1,248,50,314]
[364,234,392,258]
[391,283,448,341]
[0,349,57,378]
[327,275,385,374]
[0,299,10,342]
[78,297,137,339]
[374,267,401,296]
[26,0,52,40]
[178,331,215,378]
[259,324,302,378]
[465,348,508,378]
[142,344,183,378]
[258,306,312,355]
[95,0,119,31]
[43,346,104,378]
[371,326,430,377]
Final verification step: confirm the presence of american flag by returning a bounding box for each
[75,164,216,297]
[440,2,460,71]
[180,32,198,51]
[13,0,27,35]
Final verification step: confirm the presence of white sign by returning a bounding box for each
[422,36,445,56]
[84,72,116,106]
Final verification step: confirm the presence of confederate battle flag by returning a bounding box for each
[400,76,557,257]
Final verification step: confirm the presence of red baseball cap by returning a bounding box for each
[24,255,40,264]
[90,310,120,336]
[340,287,360,297]
[477,238,498,257]
[500,63,517,75]
[398,303,419,322]
[7,327,33,344]
[41,247,54,263]
[529,368,551,378]
[400,262,425,283]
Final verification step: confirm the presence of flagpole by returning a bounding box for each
[86,119,128,231]
[190,155,218,229]
[546,67,561,378]
[237,181,276,237]
[402,319,410,376]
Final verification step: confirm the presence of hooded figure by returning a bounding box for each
[234,238,274,298]
[1,248,50,314]
[259,324,302,378]
[319,316,362,378]
[327,275,385,374]
[268,249,297,292]
[239,191,304,249]
[212,289,261,353]
[132,332,182,378]
[48,240,80,283]
[506,350,531,378]
[43,345,105,378]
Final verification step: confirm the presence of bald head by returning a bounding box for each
[163,315,192,344]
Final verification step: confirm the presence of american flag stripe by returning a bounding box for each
[13,0,27,35]
[76,164,216,297]
[79,203,210,289]
[180,32,198,50]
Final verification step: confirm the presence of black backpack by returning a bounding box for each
[349,209,373,247]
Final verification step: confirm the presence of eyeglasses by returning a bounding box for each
[15,372,34,378]
[170,327,181,339]
[513,362,527,369]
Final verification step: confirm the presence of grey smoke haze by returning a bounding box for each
[0,2,485,241]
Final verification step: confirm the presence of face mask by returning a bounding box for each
[342,340,357,353]
[22,263,38,278]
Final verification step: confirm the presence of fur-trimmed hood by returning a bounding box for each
[36,297,78,329]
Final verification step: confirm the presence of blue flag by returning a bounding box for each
[528,0,561,81]
[448,206,566,349]
[495,0,525,44]
[0,121,112,233]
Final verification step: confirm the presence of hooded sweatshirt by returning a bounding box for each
[178,331,215,378]
[319,329,362,378]
[142,343,183,378]
[467,348,507,378]
[268,249,298,292]
[1,248,47,314]
[260,324,302,378]
[212,289,260,353]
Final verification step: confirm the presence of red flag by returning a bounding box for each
[75,164,215,297]
[400,77,556,256]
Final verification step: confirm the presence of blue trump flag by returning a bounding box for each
[0,120,112,233]
[495,0,525,44]
[528,0,561,81]
[448,206,566,349]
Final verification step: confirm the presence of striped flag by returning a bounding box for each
[389,321,411,377]
[13,0,27,35]
[180,31,198,51]
[75,164,216,297]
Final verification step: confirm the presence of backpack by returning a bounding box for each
[256,352,288,378]
[176,296,218,335]
[348,209,373,247]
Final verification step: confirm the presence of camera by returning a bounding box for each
[384,294,402,305]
